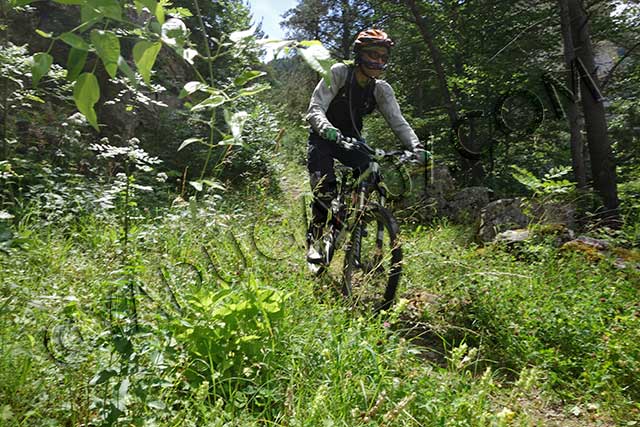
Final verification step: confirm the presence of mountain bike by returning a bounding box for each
[308,136,411,312]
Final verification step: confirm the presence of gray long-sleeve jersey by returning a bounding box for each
[305,63,422,151]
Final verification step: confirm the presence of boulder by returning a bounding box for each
[531,200,577,229]
[494,229,531,244]
[478,199,530,243]
[446,186,492,223]
[425,165,455,200]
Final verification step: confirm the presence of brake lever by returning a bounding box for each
[340,136,359,151]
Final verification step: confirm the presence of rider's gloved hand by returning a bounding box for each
[321,127,340,142]
[412,147,431,165]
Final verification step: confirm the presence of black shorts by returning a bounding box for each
[306,134,370,195]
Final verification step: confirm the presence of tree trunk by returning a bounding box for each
[339,0,352,61]
[403,0,485,184]
[567,0,620,221]
[0,1,8,161]
[557,0,587,189]
[403,0,457,126]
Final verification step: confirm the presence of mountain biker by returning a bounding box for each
[305,28,426,264]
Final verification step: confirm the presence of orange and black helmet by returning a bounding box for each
[353,29,395,53]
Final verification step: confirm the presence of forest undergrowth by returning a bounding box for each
[1,162,639,427]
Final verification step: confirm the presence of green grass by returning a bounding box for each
[1,166,639,426]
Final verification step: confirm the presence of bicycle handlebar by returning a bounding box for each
[336,135,409,161]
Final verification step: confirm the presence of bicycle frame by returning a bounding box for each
[324,154,388,267]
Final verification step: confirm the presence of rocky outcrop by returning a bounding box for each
[445,186,492,223]
[477,199,529,243]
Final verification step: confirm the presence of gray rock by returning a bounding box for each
[478,199,530,243]
[531,200,577,229]
[494,229,531,244]
[425,165,455,200]
[446,186,492,223]
[572,236,610,250]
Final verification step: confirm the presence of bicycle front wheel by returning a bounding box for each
[342,203,403,312]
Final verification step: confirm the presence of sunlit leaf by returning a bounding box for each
[90,29,120,78]
[179,81,208,98]
[35,29,52,38]
[73,72,100,131]
[178,137,203,151]
[161,18,187,47]
[225,110,248,140]
[298,40,335,87]
[191,95,226,112]
[60,32,89,50]
[182,48,198,64]
[31,52,53,86]
[147,400,166,410]
[117,378,130,411]
[201,180,225,191]
[229,28,254,42]
[189,181,203,192]
[133,41,161,84]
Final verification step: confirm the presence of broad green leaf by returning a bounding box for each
[229,28,254,42]
[233,70,266,87]
[59,32,89,50]
[179,81,208,98]
[137,0,164,24]
[133,41,161,84]
[178,137,203,151]
[31,52,53,86]
[53,0,85,4]
[298,41,335,87]
[81,0,121,23]
[154,3,165,25]
[66,48,88,81]
[35,29,52,38]
[73,72,100,131]
[90,30,120,78]
[191,95,226,112]
[117,56,137,86]
[238,83,270,97]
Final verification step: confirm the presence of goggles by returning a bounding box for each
[362,49,390,63]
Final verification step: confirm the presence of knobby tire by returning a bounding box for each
[342,203,402,312]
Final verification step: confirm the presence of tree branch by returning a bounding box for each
[487,14,554,62]
[601,40,640,90]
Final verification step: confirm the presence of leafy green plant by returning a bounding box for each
[168,276,288,393]
[511,164,576,197]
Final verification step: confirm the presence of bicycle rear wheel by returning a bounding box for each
[342,203,402,312]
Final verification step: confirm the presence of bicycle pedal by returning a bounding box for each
[307,262,322,275]
[306,245,324,264]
